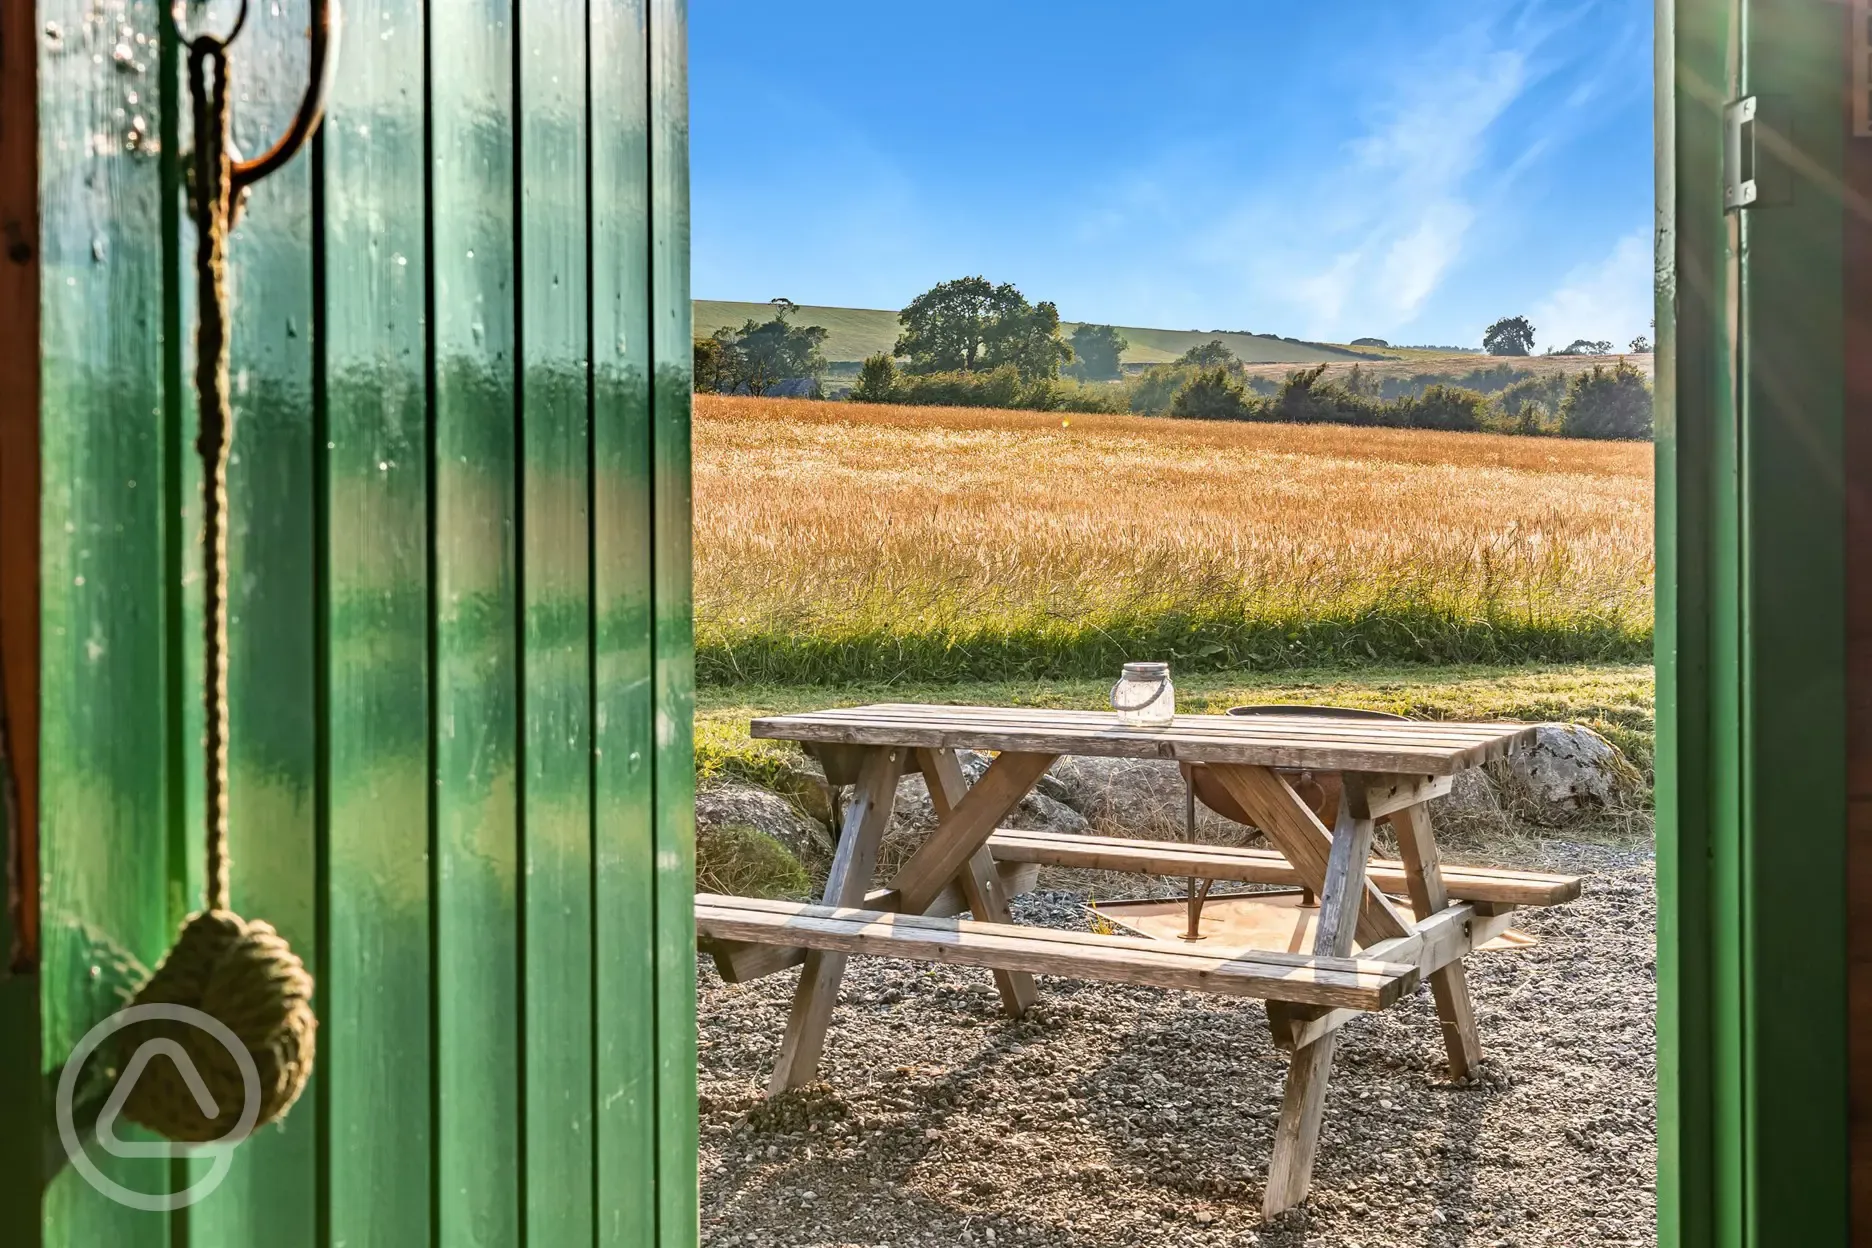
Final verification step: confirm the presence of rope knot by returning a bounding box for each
[117,910,316,1142]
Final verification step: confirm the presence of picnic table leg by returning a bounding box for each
[887,749,1058,915]
[1390,801,1482,1080]
[1264,792,1377,1220]
[767,745,906,1096]
[918,748,1039,1017]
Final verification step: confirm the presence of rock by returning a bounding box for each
[893,765,1089,837]
[770,760,838,831]
[694,781,830,863]
[1041,755,1239,838]
[1491,723,1642,824]
[1441,767,1502,817]
[1428,767,1513,840]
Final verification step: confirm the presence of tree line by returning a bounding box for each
[1151,351,1651,439]
[693,282,1652,439]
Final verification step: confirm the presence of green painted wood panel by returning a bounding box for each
[649,4,699,1242]
[517,0,597,1242]
[188,1,323,1243]
[30,0,696,1242]
[1734,2,1847,1239]
[430,0,522,1239]
[1658,1,1850,1244]
[1655,3,1736,1243]
[589,1,660,1243]
[37,0,180,1238]
[321,0,435,1234]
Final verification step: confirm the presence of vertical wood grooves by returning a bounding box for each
[590,0,658,1239]
[158,0,187,959]
[310,114,334,1248]
[420,0,442,1228]
[584,0,603,1239]
[644,2,664,1227]
[510,0,529,1231]
[648,2,697,1238]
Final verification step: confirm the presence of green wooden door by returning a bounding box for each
[9,0,697,1242]
[1657,0,1848,1243]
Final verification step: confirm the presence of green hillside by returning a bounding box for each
[693,299,1380,367]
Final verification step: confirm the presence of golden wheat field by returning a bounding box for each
[692,395,1654,683]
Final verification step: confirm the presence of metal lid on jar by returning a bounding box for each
[1121,662,1170,678]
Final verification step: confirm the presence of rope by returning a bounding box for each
[189,35,234,914]
[111,35,318,1143]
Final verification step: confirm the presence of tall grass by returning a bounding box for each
[695,396,1654,685]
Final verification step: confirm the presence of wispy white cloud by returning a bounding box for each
[1529,228,1653,350]
[1188,23,1536,340]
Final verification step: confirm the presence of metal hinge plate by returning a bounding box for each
[1724,96,1758,211]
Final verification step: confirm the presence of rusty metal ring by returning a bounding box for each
[169,0,251,47]
[167,0,341,193]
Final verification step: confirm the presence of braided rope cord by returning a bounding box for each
[188,34,233,915]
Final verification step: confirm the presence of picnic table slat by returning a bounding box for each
[771,702,1523,740]
[696,894,1419,1011]
[760,703,1520,740]
[792,702,1522,739]
[986,828,1582,906]
[754,704,1534,775]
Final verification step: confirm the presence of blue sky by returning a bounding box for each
[690,2,1654,352]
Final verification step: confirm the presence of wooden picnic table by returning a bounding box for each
[697,704,1570,1218]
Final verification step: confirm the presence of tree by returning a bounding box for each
[1629,334,1652,353]
[692,332,740,394]
[849,353,899,403]
[1176,339,1237,368]
[986,299,1074,380]
[1483,316,1536,356]
[1552,338,1615,356]
[724,303,828,396]
[1170,366,1256,421]
[1067,323,1128,380]
[895,277,1071,380]
[1399,384,1487,432]
[895,277,1012,374]
[1560,361,1653,439]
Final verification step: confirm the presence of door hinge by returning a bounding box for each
[1724,96,1758,212]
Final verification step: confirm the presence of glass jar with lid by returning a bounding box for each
[1110,661,1175,727]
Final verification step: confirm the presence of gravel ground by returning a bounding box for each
[698,842,1655,1248]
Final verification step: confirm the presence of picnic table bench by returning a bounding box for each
[695,704,1580,1218]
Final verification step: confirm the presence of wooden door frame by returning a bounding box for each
[0,0,41,1230]
[1,0,40,981]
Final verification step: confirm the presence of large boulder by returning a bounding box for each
[1041,755,1242,839]
[893,752,1089,837]
[1426,766,1513,842]
[1490,723,1643,824]
[695,781,830,864]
